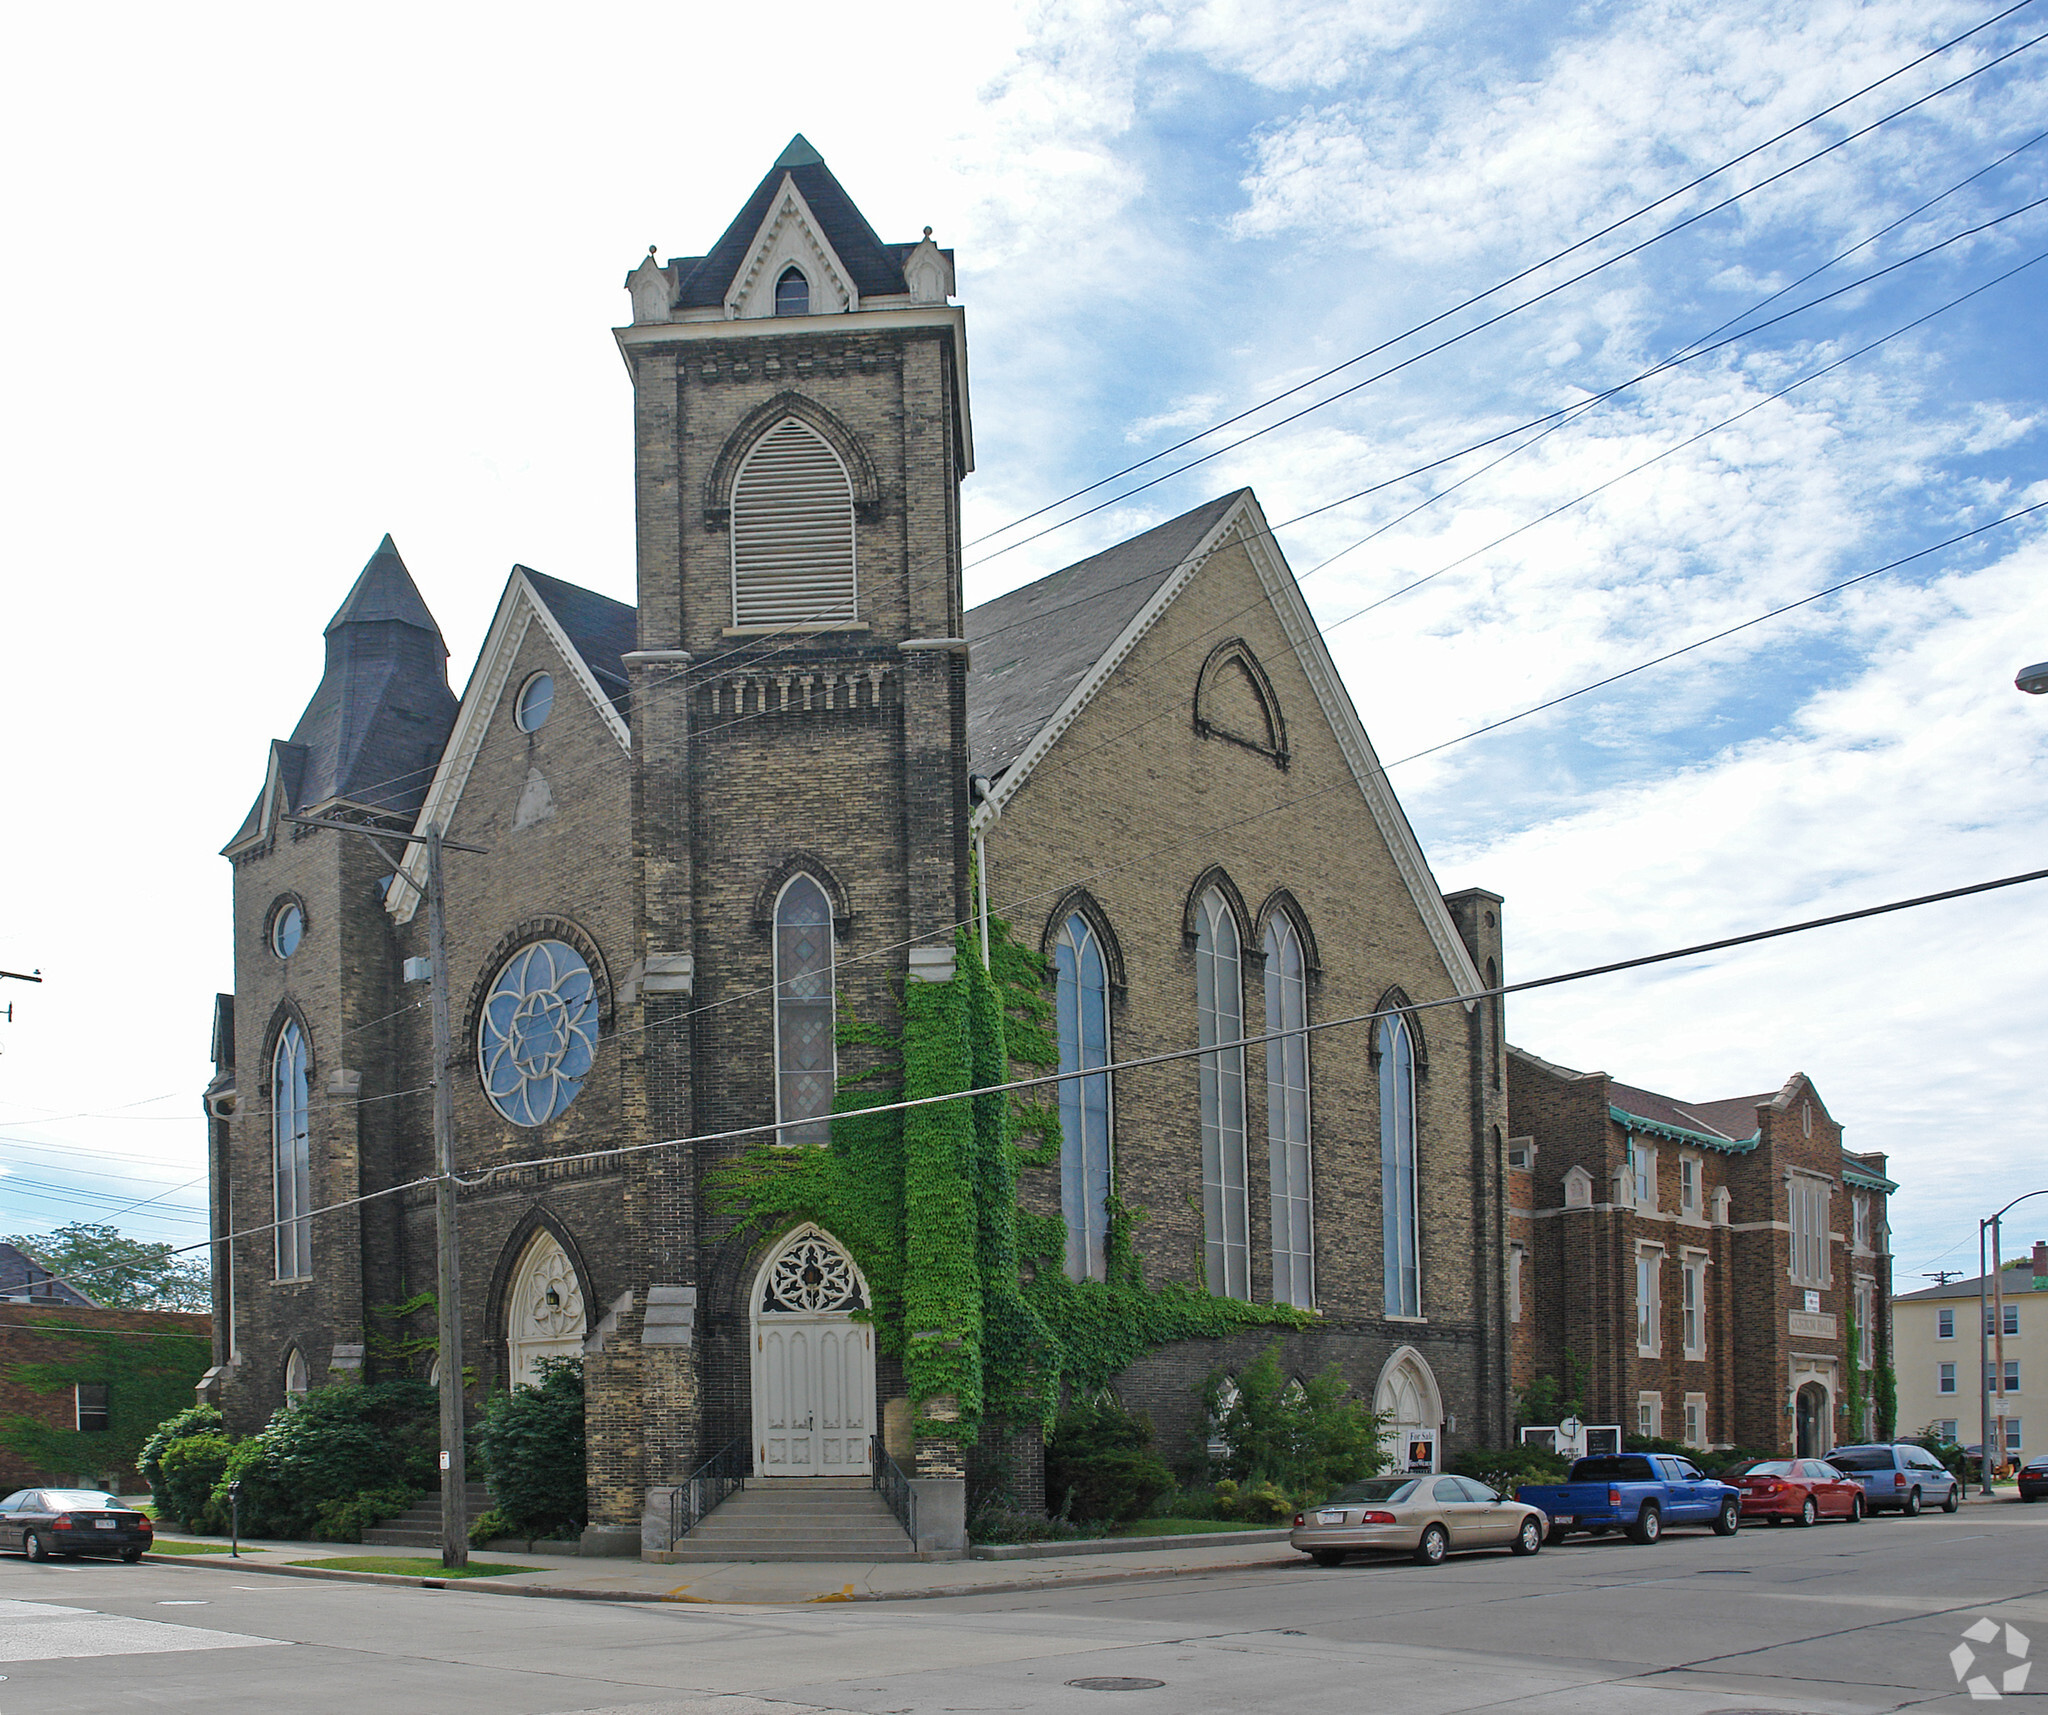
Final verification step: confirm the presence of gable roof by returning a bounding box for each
[966,488,1483,1004]
[965,493,1245,780]
[1608,1080,1764,1145]
[0,1243,98,1307]
[673,136,910,309]
[225,538,458,851]
[387,566,634,923]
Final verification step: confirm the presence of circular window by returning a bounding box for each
[270,900,305,959]
[516,673,555,733]
[478,940,599,1126]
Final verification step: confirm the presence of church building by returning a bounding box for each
[204,137,1514,1555]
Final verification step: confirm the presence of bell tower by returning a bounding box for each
[613,136,974,1477]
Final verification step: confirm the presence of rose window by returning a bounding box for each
[479,939,599,1126]
[762,1234,863,1313]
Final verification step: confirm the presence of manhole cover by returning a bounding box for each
[1067,1679,1166,1692]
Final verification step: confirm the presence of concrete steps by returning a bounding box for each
[361,1482,493,1549]
[662,1479,917,1563]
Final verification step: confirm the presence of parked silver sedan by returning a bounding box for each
[1290,1473,1547,1566]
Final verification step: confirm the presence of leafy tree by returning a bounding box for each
[1203,1340,1385,1498]
[472,1357,586,1540]
[2,1222,209,1312]
[1045,1397,1173,1524]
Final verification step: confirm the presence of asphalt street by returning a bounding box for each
[1,1502,2040,1714]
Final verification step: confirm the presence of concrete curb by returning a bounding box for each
[143,1545,1303,1606]
[970,1529,1289,1559]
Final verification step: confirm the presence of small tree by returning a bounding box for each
[1203,1341,1385,1498]
[472,1358,586,1541]
[1045,1398,1172,1524]
[2,1222,209,1312]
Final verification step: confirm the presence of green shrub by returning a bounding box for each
[1909,1427,1968,1482]
[967,1498,1110,1544]
[156,1433,234,1531]
[1044,1399,1173,1524]
[1450,1444,1568,1495]
[311,1485,417,1544]
[1699,1445,1780,1477]
[468,1506,517,1548]
[1211,1478,1293,1523]
[472,1358,585,1540]
[211,1379,438,1539]
[138,1405,222,1494]
[1624,1434,1701,1458]
[1204,1341,1386,1496]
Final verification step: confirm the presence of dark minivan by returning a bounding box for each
[1823,1444,1961,1515]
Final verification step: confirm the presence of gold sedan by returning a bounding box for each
[1290,1473,1548,1566]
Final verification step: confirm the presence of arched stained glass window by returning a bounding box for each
[1380,1014,1420,1317]
[1264,915,1313,1308]
[775,875,835,1147]
[273,1021,311,1280]
[1054,913,1112,1282]
[1195,888,1248,1300]
[775,266,809,316]
[479,940,599,1127]
[731,418,856,628]
[284,1348,310,1402]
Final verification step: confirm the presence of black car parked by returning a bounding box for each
[0,1489,153,1562]
[2020,1456,2048,1501]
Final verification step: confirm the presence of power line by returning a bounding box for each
[963,15,2048,565]
[61,859,2048,1294]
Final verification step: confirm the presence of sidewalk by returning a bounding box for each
[144,1532,1302,1606]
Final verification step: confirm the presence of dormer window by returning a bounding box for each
[775,267,809,317]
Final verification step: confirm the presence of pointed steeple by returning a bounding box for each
[325,534,445,644]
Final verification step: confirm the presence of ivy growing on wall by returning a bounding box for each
[709,911,1308,1445]
[0,1322,211,1486]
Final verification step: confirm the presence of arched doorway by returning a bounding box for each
[751,1226,875,1477]
[1795,1381,1828,1457]
[1374,1347,1442,1473]
[505,1230,587,1388]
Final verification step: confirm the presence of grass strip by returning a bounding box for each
[1112,1518,1277,1537]
[147,1540,242,1555]
[287,1555,536,1579]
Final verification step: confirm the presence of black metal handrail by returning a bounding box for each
[872,1436,917,1547]
[668,1435,750,1549]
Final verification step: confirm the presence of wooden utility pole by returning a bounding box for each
[283,813,482,1567]
[426,825,468,1568]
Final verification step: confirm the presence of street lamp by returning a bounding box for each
[2017,662,2048,695]
[1979,1189,2048,1494]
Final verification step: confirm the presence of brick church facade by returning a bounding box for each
[203,137,1516,1553]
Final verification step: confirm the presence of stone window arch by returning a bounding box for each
[774,266,809,317]
[774,873,836,1147]
[272,1018,312,1281]
[1053,910,1113,1282]
[729,418,857,628]
[1264,910,1313,1309]
[1194,885,1249,1300]
[1380,1010,1420,1317]
[283,1346,310,1404]
[1193,639,1288,767]
[503,1227,588,1389]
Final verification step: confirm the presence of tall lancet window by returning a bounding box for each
[1195,889,1249,1299]
[1380,1014,1420,1316]
[774,266,810,316]
[273,1020,312,1280]
[1054,913,1112,1281]
[730,418,856,628]
[1264,915,1313,1308]
[774,875,836,1146]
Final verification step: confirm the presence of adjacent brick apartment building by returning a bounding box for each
[205,136,1516,1553]
[1507,1047,1893,1456]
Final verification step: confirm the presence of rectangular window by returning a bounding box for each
[1938,1419,1958,1441]
[1939,1362,1957,1394]
[2003,1359,2020,1393]
[1680,1156,1699,1215]
[1684,1395,1706,1448]
[1636,1249,1662,1356]
[1938,1308,1955,1340]
[1789,1176,1829,1287]
[1634,1146,1657,1211]
[1507,1139,1532,1170]
[1638,1392,1662,1439]
[2005,1304,2020,1337]
[1508,1246,1525,1325]
[75,1383,110,1433]
[1853,1195,1870,1250]
[2007,1419,2024,1453]
[1856,1281,1875,1366]
[1682,1257,1705,1359]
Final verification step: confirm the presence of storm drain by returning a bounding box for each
[1067,1678,1167,1692]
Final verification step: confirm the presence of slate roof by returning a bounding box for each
[964,491,1247,779]
[226,538,459,846]
[521,568,636,722]
[1608,1080,1767,1144]
[1898,1262,2043,1301]
[0,1243,98,1307]
[674,135,912,309]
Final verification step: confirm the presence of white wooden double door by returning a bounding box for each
[753,1312,874,1476]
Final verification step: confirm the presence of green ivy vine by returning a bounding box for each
[708,909,1308,1446]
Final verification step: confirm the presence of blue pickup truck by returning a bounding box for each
[1517,1453,1741,1544]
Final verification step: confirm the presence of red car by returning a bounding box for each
[1724,1458,1864,1525]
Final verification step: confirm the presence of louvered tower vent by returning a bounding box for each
[731,418,857,627]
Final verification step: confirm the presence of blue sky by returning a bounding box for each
[1,0,2044,1295]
